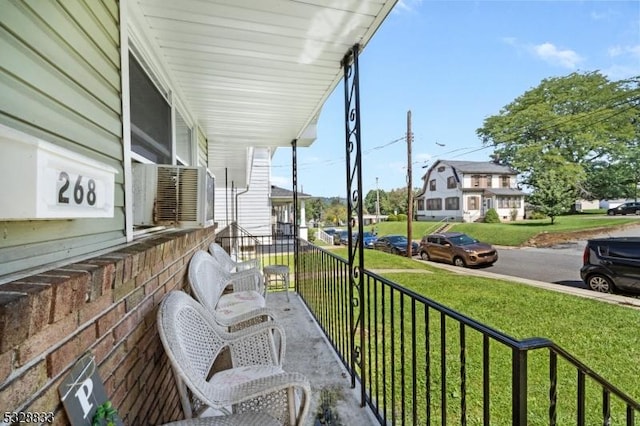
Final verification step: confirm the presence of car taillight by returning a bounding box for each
[582,245,590,265]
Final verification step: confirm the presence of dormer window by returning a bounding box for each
[501,175,510,188]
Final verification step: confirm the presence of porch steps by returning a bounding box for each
[434,223,453,233]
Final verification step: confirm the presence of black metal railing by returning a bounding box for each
[216,227,640,425]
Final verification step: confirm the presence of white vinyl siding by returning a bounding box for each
[0,0,124,277]
[236,148,271,236]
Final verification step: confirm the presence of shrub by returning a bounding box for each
[484,208,501,223]
[529,210,548,220]
[387,214,398,222]
[396,213,408,221]
[510,208,518,221]
[307,228,316,242]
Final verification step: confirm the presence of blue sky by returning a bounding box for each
[271,0,640,198]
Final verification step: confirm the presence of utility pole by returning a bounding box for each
[406,110,413,257]
[375,177,380,229]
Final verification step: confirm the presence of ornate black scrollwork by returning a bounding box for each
[342,44,365,398]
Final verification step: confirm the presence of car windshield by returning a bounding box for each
[388,235,406,243]
[362,232,374,238]
[449,234,477,246]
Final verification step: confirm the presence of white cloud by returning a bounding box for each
[394,0,423,14]
[608,44,640,58]
[532,42,584,69]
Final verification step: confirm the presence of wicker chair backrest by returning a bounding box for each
[158,291,225,398]
[209,243,236,272]
[188,250,232,310]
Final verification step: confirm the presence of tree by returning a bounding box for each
[477,72,640,195]
[324,198,347,225]
[527,168,577,224]
[364,189,391,215]
[307,198,324,222]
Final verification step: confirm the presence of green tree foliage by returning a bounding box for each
[324,198,347,225]
[484,208,500,223]
[477,71,640,200]
[364,189,391,215]
[307,198,325,222]
[527,169,576,224]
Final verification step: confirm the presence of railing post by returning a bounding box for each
[342,43,366,406]
[512,347,528,425]
[291,139,299,290]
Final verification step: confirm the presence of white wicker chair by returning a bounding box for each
[188,251,273,329]
[209,242,261,273]
[161,412,280,426]
[158,291,310,425]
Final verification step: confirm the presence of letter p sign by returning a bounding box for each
[74,377,94,418]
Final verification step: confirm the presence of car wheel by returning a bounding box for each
[587,274,614,293]
[393,247,401,256]
[420,250,430,261]
[453,257,466,267]
[607,210,615,216]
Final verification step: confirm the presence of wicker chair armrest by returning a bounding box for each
[225,321,286,366]
[199,372,311,421]
[226,271,264,294]
[236,258,261,271]
[214,307,276,328]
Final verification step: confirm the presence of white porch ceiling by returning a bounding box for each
[130,0,397,187]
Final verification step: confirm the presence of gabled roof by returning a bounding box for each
[438,160,518,175]
[271,185,312,199]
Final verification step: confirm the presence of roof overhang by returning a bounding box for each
[129,0,398,187]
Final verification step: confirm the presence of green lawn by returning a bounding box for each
[320,214,639,246]
[327,248,640,424]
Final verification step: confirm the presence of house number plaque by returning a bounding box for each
[0,123,117,219]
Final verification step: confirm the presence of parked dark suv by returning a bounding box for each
[580,237,640,293]
[607,202,640,215]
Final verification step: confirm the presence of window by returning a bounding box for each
[175,112,193,166]
[129,52,171,164]
[417,199,425,210]
[445,197,460,210]
[472,175,480,187]
[485,175,492,188]
[501,175,510,188]
[468,196,479,210]
[447,176,456,189]
[497,197,521,208]
[429,179,436,191]
[426,198,442,210]
[437,166,445,172]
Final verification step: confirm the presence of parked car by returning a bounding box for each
[373,234,419,256]
[580,237,640,293]
[360,231,378,248]
[607,202,640,215]
[419,232,498,267]
[333,230,347,245]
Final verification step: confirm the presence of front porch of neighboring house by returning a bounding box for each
[460,188,526,223]
[271,185,312,240]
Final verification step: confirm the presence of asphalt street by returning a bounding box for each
[488,222,640,292]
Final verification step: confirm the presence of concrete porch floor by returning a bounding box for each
[267,290,377,426]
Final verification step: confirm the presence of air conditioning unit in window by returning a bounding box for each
[132,164,214,228]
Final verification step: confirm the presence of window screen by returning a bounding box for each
[129,52,171,164]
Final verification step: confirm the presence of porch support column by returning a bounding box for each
[291,139,299,290]
[342,43,365,405]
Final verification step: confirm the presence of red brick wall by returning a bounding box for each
[0,228,216,425]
